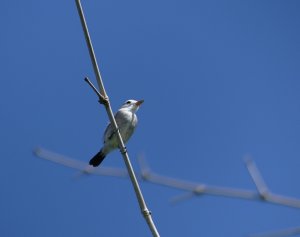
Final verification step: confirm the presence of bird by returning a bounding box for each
[89,99,144,167]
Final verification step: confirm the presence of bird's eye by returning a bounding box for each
[126,101,131,104]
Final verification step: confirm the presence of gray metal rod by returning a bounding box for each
[75,0,106,96]
[75,1,160,236]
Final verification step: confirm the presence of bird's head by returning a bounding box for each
[120,99,144,112]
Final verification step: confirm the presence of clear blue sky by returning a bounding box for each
[1,0,300,236]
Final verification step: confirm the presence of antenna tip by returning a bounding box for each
[33,147,42,157]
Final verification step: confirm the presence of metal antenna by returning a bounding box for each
[34,147,128,178]
[248,226,300,237]
[139,156,300,209]
[244,156,269,199]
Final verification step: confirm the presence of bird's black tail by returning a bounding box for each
[89,149,106,167]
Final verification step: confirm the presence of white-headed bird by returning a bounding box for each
[89,99,144,167]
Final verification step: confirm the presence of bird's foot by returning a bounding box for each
[120,146,127,155]
[98,96,109,105]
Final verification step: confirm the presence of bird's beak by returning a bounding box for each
[135,99,144,106]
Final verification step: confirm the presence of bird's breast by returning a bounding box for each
[117,111,137,143]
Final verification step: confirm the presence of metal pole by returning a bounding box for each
[75,1,160,236]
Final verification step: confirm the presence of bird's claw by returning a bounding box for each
[98,96,109,105]
[120,146,127,155]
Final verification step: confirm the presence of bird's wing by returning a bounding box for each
[103,111,126,143]
[103,123,113,143]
